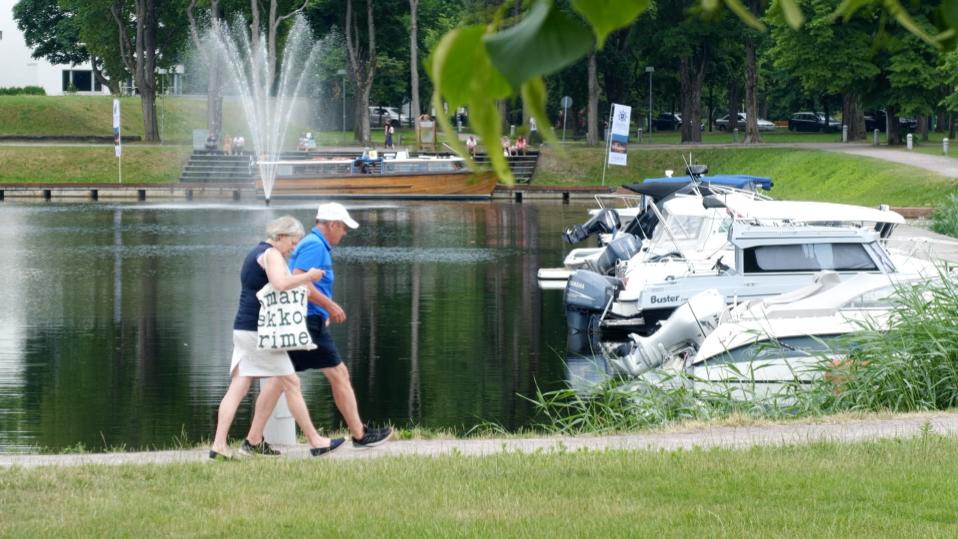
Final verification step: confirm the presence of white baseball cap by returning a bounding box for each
[315,202,359,229]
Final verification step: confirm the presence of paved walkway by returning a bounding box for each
[2,412,956,468]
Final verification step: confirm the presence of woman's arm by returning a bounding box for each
[263,248,323,291]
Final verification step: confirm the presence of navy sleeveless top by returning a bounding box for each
[233,242,272,331]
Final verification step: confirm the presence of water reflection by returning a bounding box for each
[0,200,589,452]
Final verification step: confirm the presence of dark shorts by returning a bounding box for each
[288,315,342,371]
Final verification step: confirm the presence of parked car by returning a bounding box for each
[864,111,917,133]
[369,106,407,128]
[652,113,682,131]
[715,112,775,132]
[788,112,841,132]
[651,113,703,131]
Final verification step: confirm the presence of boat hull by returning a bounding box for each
[257,170,498,199]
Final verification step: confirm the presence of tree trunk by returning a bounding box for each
[843,92,865,140]
[345,0,376,144]
[587,51,598,146]
[409,0,420,121]
[743,41,761,144]
[91,56,119,95]
[918,115,929,141]
[949,111,956,140]
[113,0,159,142]
[679,55,705,144]
[743,1,761,144]
[887,105,901,145]
[937,110,946,133]
[726,79,740,134]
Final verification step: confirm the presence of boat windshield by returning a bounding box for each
[742,243,878,273]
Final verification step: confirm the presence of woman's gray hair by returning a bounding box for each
[265,215,305,240]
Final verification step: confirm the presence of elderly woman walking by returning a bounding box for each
[210,215,345,459]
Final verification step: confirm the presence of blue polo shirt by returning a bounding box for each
[288,227,335,320]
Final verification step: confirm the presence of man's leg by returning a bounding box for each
[321,363,364,439]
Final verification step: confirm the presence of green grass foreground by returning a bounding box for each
[536,145,958,206]
[2,436,957,536]
[0,145,191,184]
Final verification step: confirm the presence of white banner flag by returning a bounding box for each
[607,103,631,166]
[112,99,121,158]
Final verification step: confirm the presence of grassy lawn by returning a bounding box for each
[536,144,958,207]
[0,145,191,183]
[2,435,957,536]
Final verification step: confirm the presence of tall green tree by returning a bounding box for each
[768,0,879,140]
[13,0,125,94]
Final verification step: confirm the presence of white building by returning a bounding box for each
[0,0,110,95]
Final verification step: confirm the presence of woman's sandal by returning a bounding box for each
[309,438,346,457]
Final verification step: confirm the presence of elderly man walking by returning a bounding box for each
[247,202,392,449]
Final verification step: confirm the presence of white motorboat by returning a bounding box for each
[563,197,933,353]
[607,272,933,400]
[537,171,772,290]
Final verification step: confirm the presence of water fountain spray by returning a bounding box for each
[206,16,321,205]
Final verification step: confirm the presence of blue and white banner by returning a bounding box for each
[112,99,121,158]
[608,103,631,166]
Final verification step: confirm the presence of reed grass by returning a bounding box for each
[932,192,958,238]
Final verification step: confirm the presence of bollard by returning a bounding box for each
[510,124,515,137]
[732,128,738,142]
[945,138,950,155]
[636,128,642,144]
[873,129,880,146]
[906,133,913,150]
[262,379,296,446]
[842,125,848,143]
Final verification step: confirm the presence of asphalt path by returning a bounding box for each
[2,412,956,468]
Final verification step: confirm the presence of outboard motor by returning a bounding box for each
[564,208,621,244]
[590,234,642,275]
[608,289,726,377]
[564,269,621,355]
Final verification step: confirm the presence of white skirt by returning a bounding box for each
[229,330,295,378]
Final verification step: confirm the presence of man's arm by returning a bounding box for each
[294,268,347,324]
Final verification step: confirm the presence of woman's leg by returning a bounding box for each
[212,372,253,452]
[246,377,283,444]
[278,373,330,448]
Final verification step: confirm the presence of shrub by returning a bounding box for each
[931,191,958,238]
[0,86,46,96]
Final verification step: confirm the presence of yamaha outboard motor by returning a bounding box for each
[591,234,642,275]
[564,208,621,244]
[564,269,621,355]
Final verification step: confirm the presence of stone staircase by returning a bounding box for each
[178,151,257,183]
[473,151,539,184]
[178,149,541,184]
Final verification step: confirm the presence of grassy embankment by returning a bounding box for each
[2,436,957,536]
[536,144,958,207]
[0,95,443,183]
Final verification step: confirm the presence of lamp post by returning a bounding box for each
[336,69,346,141]
[645,66,654,141]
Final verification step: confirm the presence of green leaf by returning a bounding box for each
[521,77,558,147]
[427,24,514,182]
[427,25,511,110]
[779,0,805,29]
[571,0,651,48]
[723,0,766,31]
[468,97,514,183]
[483,1,594,90]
